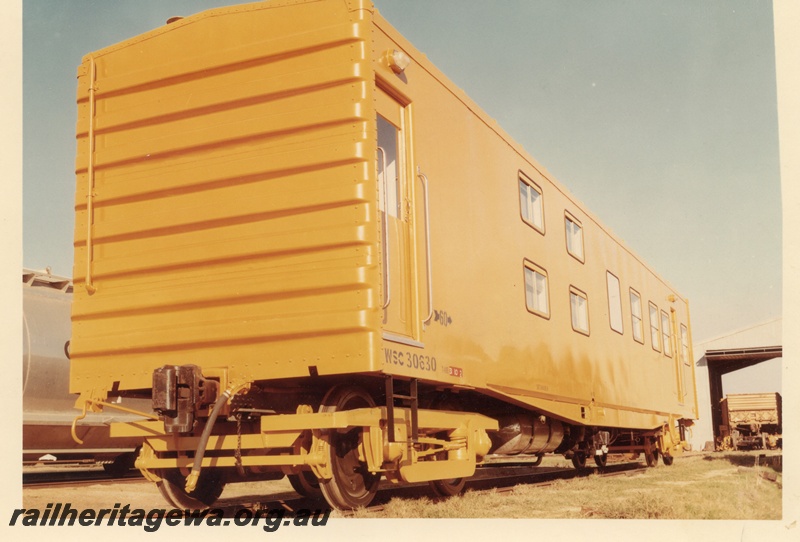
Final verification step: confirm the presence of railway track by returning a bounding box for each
[340,461,647,516]
[22,460,646,514]
[23,468,144,489]
[201,462,649,517]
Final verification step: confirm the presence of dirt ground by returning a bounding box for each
[22,469,301,511]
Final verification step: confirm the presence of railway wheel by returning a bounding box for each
[156,468,225,509]
[644,445,659,468]
[430,478,466,498]
[661,454,674,466]
[318,385,381,510]
[288,470,322,499]
[571,451,587,470]
[593,452,608,469]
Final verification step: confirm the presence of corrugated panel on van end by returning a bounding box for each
[71,1,379,392]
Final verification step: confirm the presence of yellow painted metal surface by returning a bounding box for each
[72,0,697,432]
[369,10,698,429]
[71,0,380,393]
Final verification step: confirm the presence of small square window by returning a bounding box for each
[519,173,544,233]
[570,287,590,335]
[523,261,549,318]
[649,302,661,352]
[565,212,584,262]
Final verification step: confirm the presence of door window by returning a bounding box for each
[377,115,401,219]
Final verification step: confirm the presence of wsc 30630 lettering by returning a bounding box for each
[383,349,437,372]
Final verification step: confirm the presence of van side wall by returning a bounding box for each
[371,13,697,428]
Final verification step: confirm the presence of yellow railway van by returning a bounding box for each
[70,0,698,510]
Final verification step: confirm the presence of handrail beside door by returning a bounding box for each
[418,168,433,326]
[85,56,97,295]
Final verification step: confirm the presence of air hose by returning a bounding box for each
[184,389,232,493]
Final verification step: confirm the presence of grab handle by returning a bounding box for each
[418,169,433,325]
[85,56,97,294]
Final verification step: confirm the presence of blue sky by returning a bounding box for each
[19,0,782,390]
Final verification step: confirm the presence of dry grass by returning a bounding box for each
[344,452,782,520]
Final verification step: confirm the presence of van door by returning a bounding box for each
[376,85,418,343]
[670,308,685,404]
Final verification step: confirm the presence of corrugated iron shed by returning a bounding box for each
[691,318,781,450]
